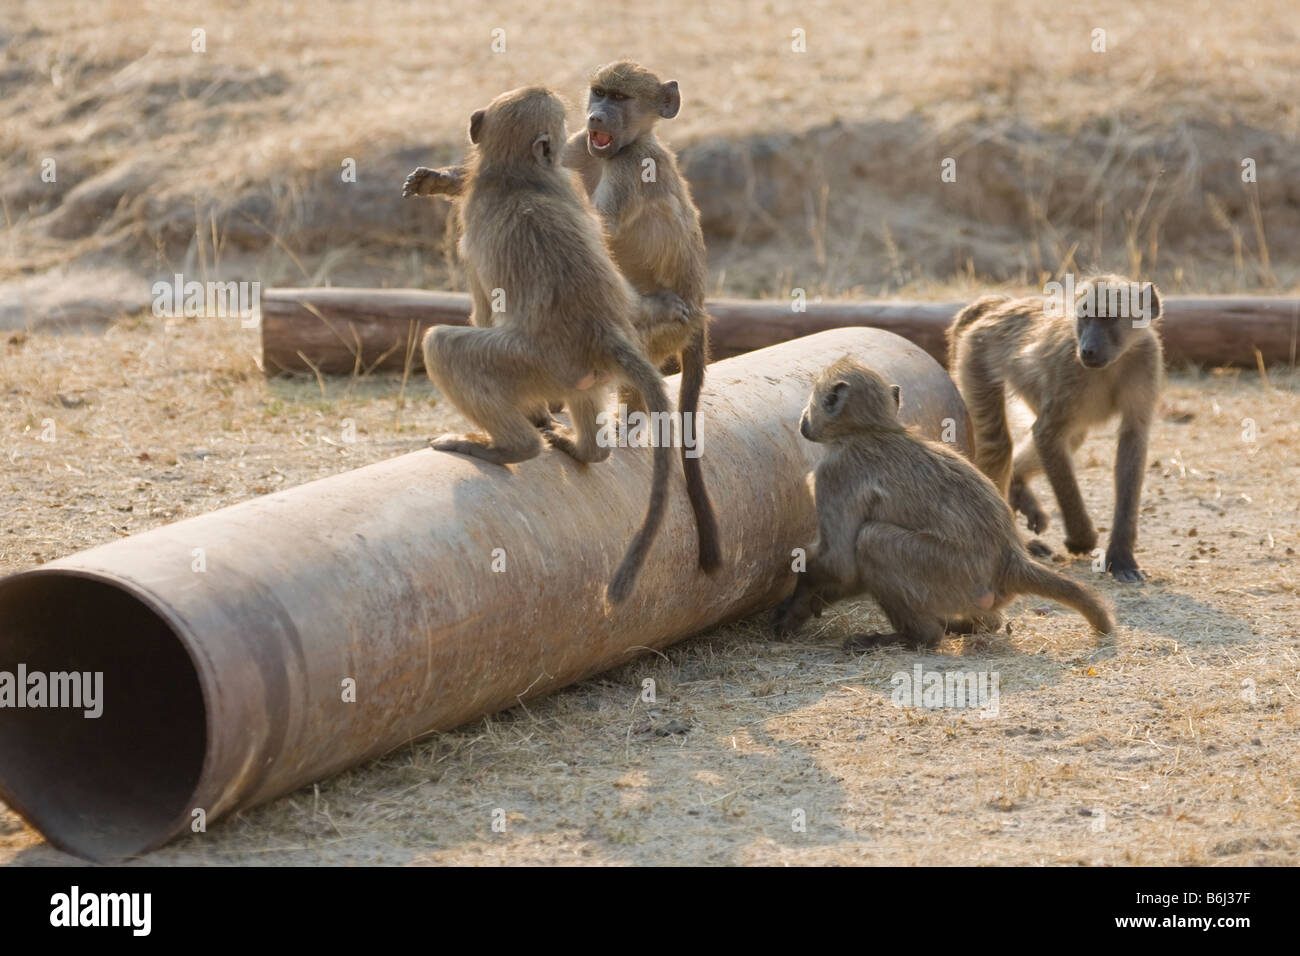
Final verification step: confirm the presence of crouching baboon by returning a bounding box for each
[403,62,721,574]
[772,359,1114,647]
[947,275,1162,582]
[420,86,673,603]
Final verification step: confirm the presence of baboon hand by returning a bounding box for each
[1106,548,1145,584]
[649,289,691,325]
[1064,527,1098,555]
[403,167,456,198]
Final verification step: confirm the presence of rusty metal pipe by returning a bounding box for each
[0,328,970,861]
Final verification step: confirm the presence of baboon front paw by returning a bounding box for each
[1064,529,1098,555]
[403,167,456,198]
[402,167,432,197]
[1106,550,1145,583]
[772,593,812,637]
[1024,508,1049,534]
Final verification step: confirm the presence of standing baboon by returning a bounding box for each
[772,359,1114,647]
[403,61,722,573]
[946,275,1162,582]
[419,86,674,603]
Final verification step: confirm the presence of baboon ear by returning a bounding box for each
[532,131,553,167]
[659,80,681,119]
[469,109,486,144]
[823,380,849,415]
[890,384,902,409]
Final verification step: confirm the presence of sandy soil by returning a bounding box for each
[1,316,1296,865]
[2,0,1297,866]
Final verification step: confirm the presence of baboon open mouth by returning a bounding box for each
[589,130,614,149]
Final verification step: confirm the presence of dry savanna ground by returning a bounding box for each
[1,0,1298,865]
[3,0,1300,322]
[0,316,1297,865]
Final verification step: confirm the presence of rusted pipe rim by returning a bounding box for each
[0,567,209,861]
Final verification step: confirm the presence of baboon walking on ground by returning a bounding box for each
[946,275,1163,582]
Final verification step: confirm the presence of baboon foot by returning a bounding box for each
[1106,548,1146,584]
[1026,538,1054,559]
[542,426,609,464]
[1064,528,1098,555]
[429,432,533,466]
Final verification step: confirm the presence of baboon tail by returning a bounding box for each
[678,328,722,573]
[1006,553,1114,633]
[607,340,675,604]
[947,294,1014,353]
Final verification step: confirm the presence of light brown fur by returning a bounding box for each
[419,86,674,603]
[773,359,1114,648]
[947,275,1163,582]
[403,62,721,573]
[558,60,719,572]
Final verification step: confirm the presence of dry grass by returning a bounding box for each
[1,0,1298,866]
[1,313,1298,865]
[3,0,1299,309]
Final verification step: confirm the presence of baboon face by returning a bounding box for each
[1073,276,1162,369]
[585,60,681,156]
[800,359,902,442]
[469,86,568,167]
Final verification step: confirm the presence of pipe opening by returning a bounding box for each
[0,573,206,860]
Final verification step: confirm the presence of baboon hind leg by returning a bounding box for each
[853,522,983,649]
[958,360,1013,495]
[423,326,544,466]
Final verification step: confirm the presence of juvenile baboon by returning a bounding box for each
[946,275,1162,582]
[772,359,1114,647]
[419,86,674,603]
[403,61,721,573]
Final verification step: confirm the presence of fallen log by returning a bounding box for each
[0,327,969,861]
[259,287,1300,374]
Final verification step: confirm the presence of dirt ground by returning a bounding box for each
[2,0,1298,865]
[0,315,1297,866]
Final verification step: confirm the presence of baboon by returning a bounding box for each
[772,359,1114,647]
[947,275,1162,582]
[419,86,674,603]
[403,61,721,573]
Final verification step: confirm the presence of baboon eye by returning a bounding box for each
[592,87,605,98]
[611,91,628,101]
